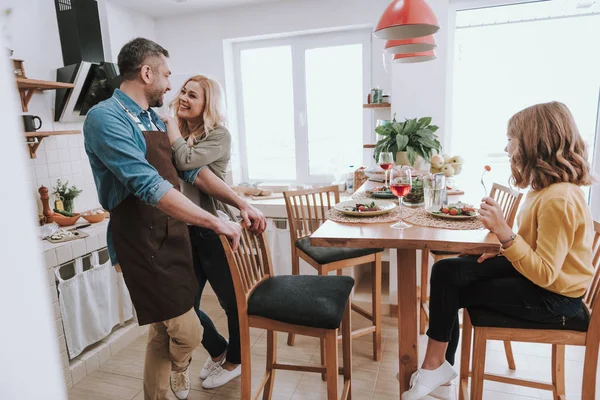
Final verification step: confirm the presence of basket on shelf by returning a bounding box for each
[354,167,368,190]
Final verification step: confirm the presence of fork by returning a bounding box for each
[481,165,491,198]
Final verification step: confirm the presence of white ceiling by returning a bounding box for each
[114,0,288,18]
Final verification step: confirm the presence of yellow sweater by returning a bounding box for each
[502,182,594,298]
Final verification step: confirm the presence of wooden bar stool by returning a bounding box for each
[459,220,600,400]
[420,183,523,369]
[283,185,384,364]
[219,227,353,400]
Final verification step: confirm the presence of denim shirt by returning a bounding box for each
[84,89,201,263]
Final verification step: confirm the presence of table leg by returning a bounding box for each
[397,248,418,394]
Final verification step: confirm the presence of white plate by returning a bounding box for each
[426,206,478,220]
[335,200,396,217]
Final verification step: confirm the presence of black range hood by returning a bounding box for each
[53,0,121,122]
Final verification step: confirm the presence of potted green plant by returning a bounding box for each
[53,179,83,214]
[373,115,442,169]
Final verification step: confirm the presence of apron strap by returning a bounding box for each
[114,97,163,132]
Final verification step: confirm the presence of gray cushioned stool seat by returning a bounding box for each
[296,237,382,265]
[248,275,355,330]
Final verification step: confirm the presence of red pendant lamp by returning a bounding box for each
[393,50,437,64]
[384,35,436,54]
[375,0,440,40]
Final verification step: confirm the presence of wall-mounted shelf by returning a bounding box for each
[363,144,376,149]
[16,78,74,112]
[363,103,391,109]
[26,130,81,159]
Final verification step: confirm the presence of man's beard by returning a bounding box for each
[148,86,164,108]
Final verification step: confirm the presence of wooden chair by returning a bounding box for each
[420,183,524,369]
[459,220,600,400]
[283,185,384,364]
[219,226,353,400]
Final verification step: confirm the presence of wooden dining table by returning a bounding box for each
[310,180,502,395]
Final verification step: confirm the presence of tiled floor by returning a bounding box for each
[68,291,597,399]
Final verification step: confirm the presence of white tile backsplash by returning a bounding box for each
[56,135,69,149]
[71,160,82,175]
[85,235,100,254]
[72,174,83,187]
[46,149,59,164]
[35,164,49,180]
[71,239,86,258]
[33,149,47,165]
[56,244,73,265]
[48,163,61,179]
[69,148,81,161]
[58,149,70,162]
[98,232,107,248]
[25,121,100,216]
[59,161,72,176]
[68,136,80,148]
[45,136,57,150]
[44,249,58,269]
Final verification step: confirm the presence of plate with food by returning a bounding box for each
[334,200,396,217]
[427,202,478,220]
[367,186,397,199]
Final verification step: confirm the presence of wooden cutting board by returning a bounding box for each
[46,230,89,244]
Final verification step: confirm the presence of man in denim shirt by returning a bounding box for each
[84,38,263,400]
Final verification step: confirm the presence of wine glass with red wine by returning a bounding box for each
[378,152,394,189]
[389,166,413,229]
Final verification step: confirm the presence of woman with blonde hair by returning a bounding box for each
[403,102,595,400]
[162,75,263,389]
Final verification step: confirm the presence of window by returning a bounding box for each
[449,1,600,206]
[233,29,371,184]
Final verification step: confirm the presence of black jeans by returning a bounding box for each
[426,255,583,365]
[189,226,241,364]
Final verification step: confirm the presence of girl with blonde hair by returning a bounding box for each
[162,75,259,389]
[403,102,595,400]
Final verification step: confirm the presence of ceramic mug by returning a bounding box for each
[22,115,42,132]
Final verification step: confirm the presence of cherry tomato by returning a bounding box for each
[449,209,459,216]
[441,208,449,214]
[359,206,365,212]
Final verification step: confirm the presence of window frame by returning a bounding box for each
[447,0,600,218]
[232,28,372,184]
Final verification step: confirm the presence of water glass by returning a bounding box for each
[424,188,447,211]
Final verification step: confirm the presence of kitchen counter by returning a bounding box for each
[41,219,109,253]
[243,191,354,219]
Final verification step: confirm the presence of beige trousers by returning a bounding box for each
[143,307,202,400]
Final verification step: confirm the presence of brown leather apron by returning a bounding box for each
[109,107,197,325]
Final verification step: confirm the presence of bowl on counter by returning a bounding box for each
[52,213,81,227]
[81,209,108,223]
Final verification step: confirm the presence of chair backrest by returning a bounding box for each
[219,227,274,313]
[283,185,340,242]
[583,220,600,315]
[489,183,524,228]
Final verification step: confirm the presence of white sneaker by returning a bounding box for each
[170,368,191,400]
[199,352,226,380]
[430,384,455,400]
[401,361,458,400]
[201,365,242,389]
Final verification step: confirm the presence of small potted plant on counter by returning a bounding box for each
[53,179,83,214]
[373,115,442,170]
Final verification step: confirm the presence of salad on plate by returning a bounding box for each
[430,202,477,217]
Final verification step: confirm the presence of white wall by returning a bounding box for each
[4,0,156,216]
[99,0,157,63]
[391,0,451,148]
